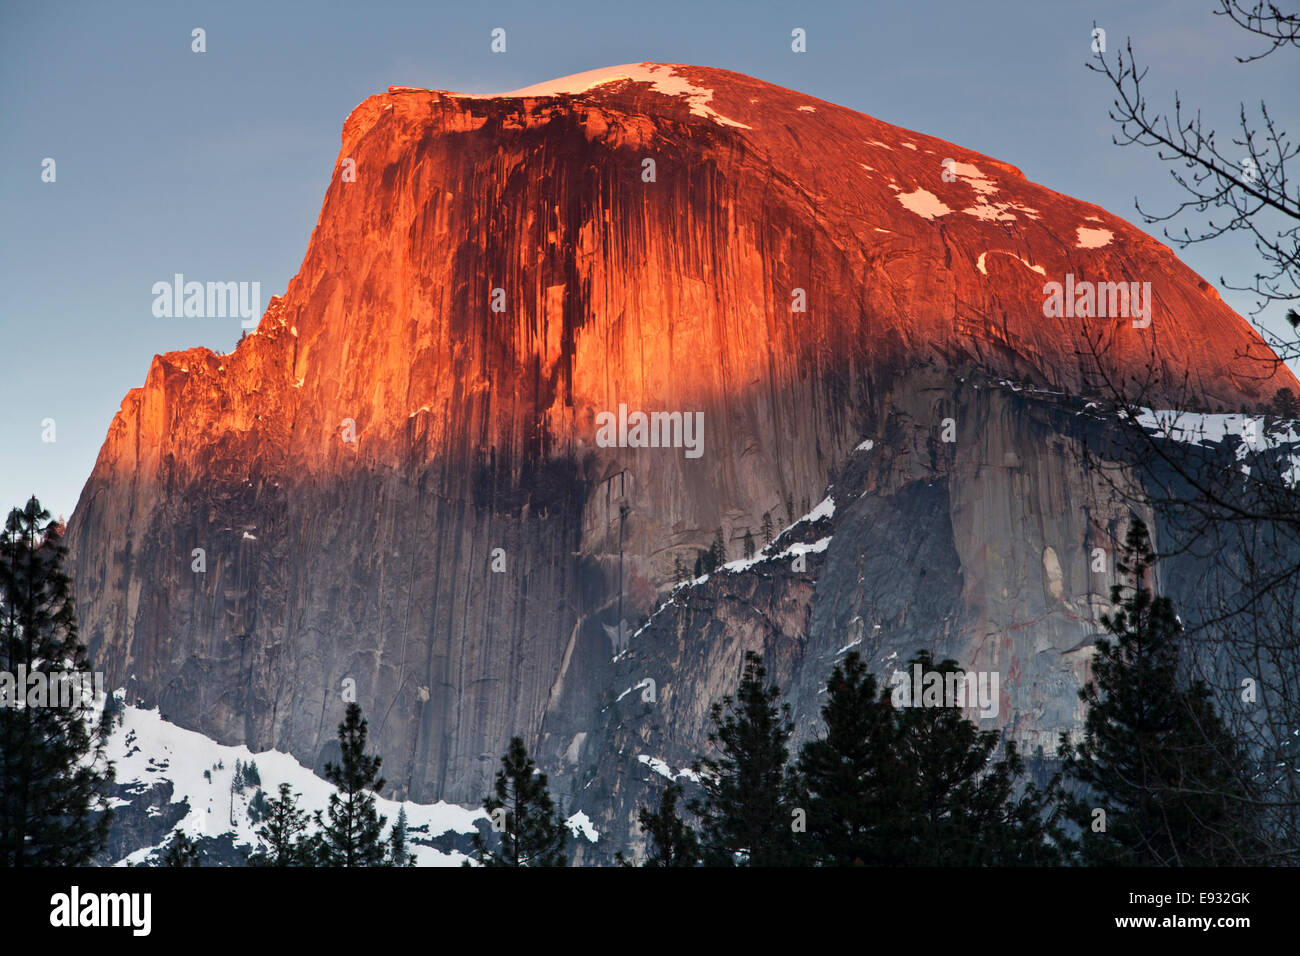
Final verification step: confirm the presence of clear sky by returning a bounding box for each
[2,0,1296,521]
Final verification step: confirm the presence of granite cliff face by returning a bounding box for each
[65,64,1296,852]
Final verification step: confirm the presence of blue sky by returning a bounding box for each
[2,0,1296,520]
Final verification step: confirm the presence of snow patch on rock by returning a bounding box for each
[637,754,700,784]
[896,188,952,220]
[806,494,836,522]
[449,63,752,129]
[616,679,654,702]
[976,250,1046,277]
[947,161,1000,196]
[940,163,1040,221]
[566,811,599,842]
[1076,226,1114,248]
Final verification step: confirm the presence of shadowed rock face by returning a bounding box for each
[65,65,1295,827]
[570,373,1152,859]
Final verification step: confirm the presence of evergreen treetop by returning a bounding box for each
[0,496,114,866]
[313,702,388,866]
[251,782,312,866]
[470,736,568,867]
[620,782,700,867]
[689,651,804,866]
[386,806,417,867]
[1058,517,1262,865]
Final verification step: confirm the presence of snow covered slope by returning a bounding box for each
[105,697,483,866]
[102,695,600,865]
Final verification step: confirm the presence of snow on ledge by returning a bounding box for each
[616,679,654,702]
[1131,408,1300,487]
[719,535,832,575]
[655,495,837,610]
[637,754,701,784]
[805,494,836,522]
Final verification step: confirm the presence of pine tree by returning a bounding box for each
[246,787,269,825]
[707,527,727,571]
[689,652,804,866]
[797,651,899,865]
[742,529,756,560]
[0,496,114,865]
[672,555,687,584]
[243,759,261,787]
[894,650,1066,868]
[251,783,311,866]
[1058,517,1261,865]
[386,806,416,866]
[799,650,1063,865]
[627,782,700,867]
[760,512,774,546]
[161,830,200,866]
[469,736,568,866]
[784,494,795,525]
[313,703,388,866]
[887,650,1063,865]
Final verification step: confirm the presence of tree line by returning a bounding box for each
[229,701,416,867]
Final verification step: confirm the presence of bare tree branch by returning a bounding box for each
[1214,0,1300,62]
[1087,20,1299,341]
